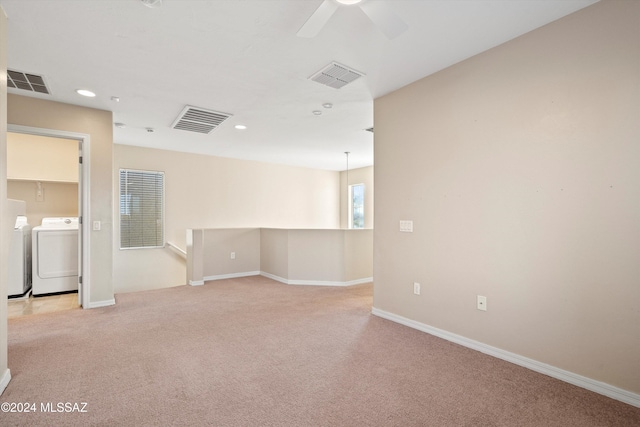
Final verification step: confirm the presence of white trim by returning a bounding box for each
[0,369,11,396]
[371,307,640,408]
[166,242,186,259]
[8,125,92,310]
[85,298,115,309]
[203,271,260,282]
[260,272,372,287]
[289,280,348,286]
[80,136,91,309]
[188,280,204,286]
[343,277,373,286]
[260,272,288,284]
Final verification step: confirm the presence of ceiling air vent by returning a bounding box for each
[7,69,50,94]
[309,62,364,89]
[171,106,232,134]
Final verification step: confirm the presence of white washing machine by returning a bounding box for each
[32,217,79,296]
[8,215,32,298]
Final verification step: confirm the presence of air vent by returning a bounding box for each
[309,62,364,89]
[171,106,232,134]
[7,69,50,94]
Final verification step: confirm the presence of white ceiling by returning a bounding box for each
[0,0,598,171]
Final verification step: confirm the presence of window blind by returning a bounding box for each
[119,169,164,249]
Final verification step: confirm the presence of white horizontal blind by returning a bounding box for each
[120,169,164,249]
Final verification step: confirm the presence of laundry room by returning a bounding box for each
[6,131,80,301]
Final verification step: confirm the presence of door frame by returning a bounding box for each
[7,124,91,309]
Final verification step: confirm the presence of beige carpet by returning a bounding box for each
[2,276,639,426]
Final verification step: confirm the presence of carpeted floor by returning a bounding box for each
[2,276,639,426]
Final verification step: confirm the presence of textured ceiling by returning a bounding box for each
[0,0,598,170]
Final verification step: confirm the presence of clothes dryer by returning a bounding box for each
[32,217,79,296]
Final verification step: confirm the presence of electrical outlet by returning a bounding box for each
[400,220,414,233]
[230,252,236,260]
[413,282,420,295]
[477,295,487,311]
[36,182,45,202]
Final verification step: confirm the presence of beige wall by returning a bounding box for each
[8,94,114,305]
[0,6,9,393]
[7,181,78,227]
[287,230,345,282]
[6,131,79,227]
[7,133,78,182]
[374,0,640,395]
[113,144,340,293]
[188,227,373,286]
[340,166,373,229]
[259,229,289,280]
[344,229,373,282]
[203,228,261,279]
[260,228,373,285]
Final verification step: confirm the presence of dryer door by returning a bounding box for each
[36,230,79,278]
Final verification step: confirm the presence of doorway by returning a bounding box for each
[7,124,91,309]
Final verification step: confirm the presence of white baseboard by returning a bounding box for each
[0,369,11,396]
[343,277,374,286]
[85,298,116,309]
[203,271,261,282]
[188,280,204,286]
[261,272,372,287]
[371,307,640,409]
[260,272,288,284]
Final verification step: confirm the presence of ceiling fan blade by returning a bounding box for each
[359,1,409,40]
[297,0,340,38]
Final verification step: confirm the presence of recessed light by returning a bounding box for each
[234,124,247,130]
[141,0,163,8]
[323,103,333,109]
[313,110,322,116]
[114,122,126,128]
[76,89,96,97]
[336,0,362,5]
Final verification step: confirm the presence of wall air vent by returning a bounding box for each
[7,69,50,94]
[309,62,364,89]
[171,105,232,134]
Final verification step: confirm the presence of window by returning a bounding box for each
[119,169,164,249]
[350,183,365,229]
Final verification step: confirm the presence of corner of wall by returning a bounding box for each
[0,4,10,394]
